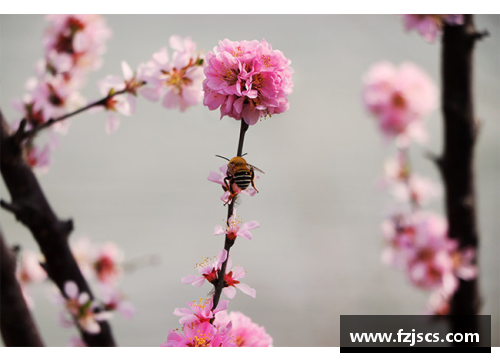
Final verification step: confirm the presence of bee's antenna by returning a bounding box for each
[241,153,248,157]
[215,155,231,161]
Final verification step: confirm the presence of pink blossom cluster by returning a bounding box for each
[97,35,204,133]
[203,39,294,126]
[381,211,477,313]
[15,15,111,129]
[362,61,437,144]
[162,296,271,347]
[402,15,464,42]
[11,15,111,173]
[214,311,273,347]
[69,237,135,318]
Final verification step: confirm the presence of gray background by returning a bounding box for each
[0,15,498,347]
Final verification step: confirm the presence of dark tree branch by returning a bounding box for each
[0,109,116,346]
[211,120,249,311]
[0,228,45,347]
[440,14,482,341]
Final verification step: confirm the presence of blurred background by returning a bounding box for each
[0,14,498,347]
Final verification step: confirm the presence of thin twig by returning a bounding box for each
[21,85,140,141]
[211,120,249,311]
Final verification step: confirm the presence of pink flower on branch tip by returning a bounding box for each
[214,311,272,347]
[214,212,260,241]
[181,249,256,299]
[203,38,294,125]
[362,61,437,144]
[140,35,204,112]
[98,61,145,134]
[402,15,464,43]
[58,281,111,334]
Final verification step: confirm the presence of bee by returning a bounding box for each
[216,155,265,205]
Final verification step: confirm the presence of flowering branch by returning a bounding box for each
[440,14,484,337]
[211,119,249,311]
[0,229,44,346]
[0,109,116,346]
[19,84,143,142]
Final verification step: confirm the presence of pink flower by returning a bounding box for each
[100,285,136,319]
[93,242,123,285]
[16,250,47,285]
[30,73,85,129]
[391,174,442,206]
[203,39,293,125]
[43,15,111,75]
[181,249,227,287]
[181,249,256,299]
[140,35,204,111]
[214,212,260,241]
[98,61,144,134]
[59,281,111,334]
[402,15,464,42]
[207,164,258,203]
[25,133,60,175]
[173,297,229,326]
[161,321,236,347]
[362,61,437,143]
[214,311,273,347]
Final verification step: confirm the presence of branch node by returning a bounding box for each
[471,29,489,42]
[59,218,74,237]
[0,200,22,215]
[13,119,27,145]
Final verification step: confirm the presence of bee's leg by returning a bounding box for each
[223,176,236,205]
[250,169,259,193]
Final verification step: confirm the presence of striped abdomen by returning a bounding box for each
[233,170,252,190]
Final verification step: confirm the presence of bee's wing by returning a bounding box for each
[248,163,265,174]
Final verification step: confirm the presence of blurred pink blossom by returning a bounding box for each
[43,15,111,75]
[93,242,124,285]
[214,311,273,347]
[17,250,47,285]
[140,35,204,111]
[362,61,437,143]
[382,211,477,301]
[58,281,111,334]
[100,285,136,319]
[402,15,464,42]
[391,174,442,206]
[203,38,293,125]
